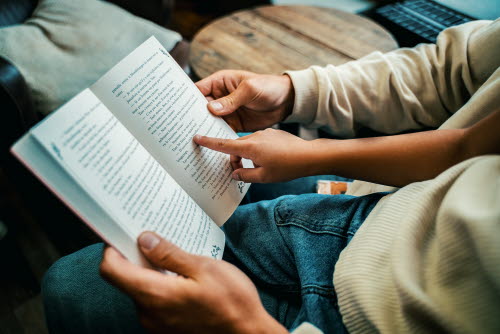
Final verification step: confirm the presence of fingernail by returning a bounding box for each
[138,232,160,250]
[209,101,223,111]
[233,172,241,181]
[193,134,202,142]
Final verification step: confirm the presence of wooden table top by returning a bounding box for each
[189,5,399,79]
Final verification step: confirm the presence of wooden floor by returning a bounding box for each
[0,158,105,333]
[0,167,57,334]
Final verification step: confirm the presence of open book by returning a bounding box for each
[11,37,252,266]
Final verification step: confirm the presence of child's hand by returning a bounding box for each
[194,129,316,183]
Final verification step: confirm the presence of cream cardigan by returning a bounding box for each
[286,19,500,334]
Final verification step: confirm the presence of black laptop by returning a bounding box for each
[365,0,500,46]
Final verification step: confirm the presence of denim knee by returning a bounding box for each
[42,244,105,330]
[42,243,104,304]
[42,243,146,334]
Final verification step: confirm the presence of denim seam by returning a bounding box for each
[275,201,347,237]
[301,285,338,299]
[272,199,302,284]
[276,219,349,239]
[276,200,351,236]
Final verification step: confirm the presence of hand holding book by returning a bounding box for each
[100,232,288,334]
[195,70,295,132]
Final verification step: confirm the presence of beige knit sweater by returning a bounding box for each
[286,19,500,334]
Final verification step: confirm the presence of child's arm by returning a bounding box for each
[312,109,500,187]
[194,110,500,187]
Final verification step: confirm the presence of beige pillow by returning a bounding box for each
[0,0,182,115]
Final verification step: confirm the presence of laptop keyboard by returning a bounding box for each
[376,0,472,43]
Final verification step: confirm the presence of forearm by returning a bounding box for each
[311,129,468,187]
[308,108,500,187]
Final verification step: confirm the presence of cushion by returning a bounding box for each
[0,0,182,115]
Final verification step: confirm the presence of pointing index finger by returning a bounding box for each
[193,135,247,156]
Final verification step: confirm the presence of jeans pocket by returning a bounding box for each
[274,192,386,241]
[274,194,359,239]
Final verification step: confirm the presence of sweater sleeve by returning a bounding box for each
[284,20,498,137]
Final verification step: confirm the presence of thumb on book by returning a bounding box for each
[207,85,254,116]
[138,232,201,277]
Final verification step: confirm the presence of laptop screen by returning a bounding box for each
[435,0,500,20]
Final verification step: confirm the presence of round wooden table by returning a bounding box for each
[189,5,398,79]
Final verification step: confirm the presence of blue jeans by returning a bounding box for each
[42,176,386,334]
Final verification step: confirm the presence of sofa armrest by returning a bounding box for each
[0,56,38,162]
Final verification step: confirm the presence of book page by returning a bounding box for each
[12,134,144,266]
[30,89,225,261]
[90,37,251,226]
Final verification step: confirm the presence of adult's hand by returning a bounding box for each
[195,70,295,132]
[100,232,288,334]
[194,128,317,183]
